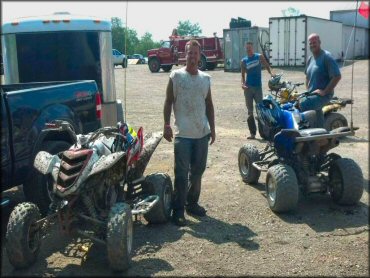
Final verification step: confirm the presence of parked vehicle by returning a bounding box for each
[128,54,146,64]
[257,74,352,139]
[1,12,124,127]
[269,15,343,66]
[113,49,127,68]
[1,81,102,213]
[147,35,224,72]
[5,120,173,272]
[238,93,363,213]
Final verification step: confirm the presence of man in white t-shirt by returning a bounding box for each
[163,40,216,226]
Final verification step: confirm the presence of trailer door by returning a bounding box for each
[269,17,306,66]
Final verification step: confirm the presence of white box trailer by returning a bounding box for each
[269,16,343,67]
[342,24,369,59]
[223,26,269,72]
[1,12,123,126]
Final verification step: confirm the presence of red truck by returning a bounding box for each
[147,35,224,73]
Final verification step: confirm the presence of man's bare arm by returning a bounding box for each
[205,87,216,145]
[163,78,174,141]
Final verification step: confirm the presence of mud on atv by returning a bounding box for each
[5,121,173,272]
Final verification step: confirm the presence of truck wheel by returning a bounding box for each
[143,173,173,224]
[107,202,133,272]
[266,164,299,213]
[148,58,160,73]
[329,158,363,205]
[162,65,173,72]
[324,112,348,131]
[6,202,41,269]
[206,62,217,70]
[23,140,71,216]
[198,56,207,71]
[238,144,261,184]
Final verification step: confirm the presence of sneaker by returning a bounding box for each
[186,204,207,217]
[172,213,187,226]
[247,135,256,139]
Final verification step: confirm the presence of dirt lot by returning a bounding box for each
[1,60,369,276]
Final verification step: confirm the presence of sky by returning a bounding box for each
[1,1,360,42]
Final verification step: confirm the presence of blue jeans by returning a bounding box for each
[299,93,333,128]
[172,134,210,215]
[244,86,263,135]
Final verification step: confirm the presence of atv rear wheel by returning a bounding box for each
[266,164,299,213]
[238,144,261,184]
[6,202,41,269]
[143,173,173,224]
[329,158,363,205]
[257,118,269,140]
[107,202,133,272]
[324,112,348,131]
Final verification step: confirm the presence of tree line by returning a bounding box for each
[111,18,202,56]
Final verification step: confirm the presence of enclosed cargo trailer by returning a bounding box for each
[269,16,343,67]
[223,26,269,72]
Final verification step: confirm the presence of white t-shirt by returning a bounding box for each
[170,67,211,139]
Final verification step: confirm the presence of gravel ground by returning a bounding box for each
[1,60,369,276]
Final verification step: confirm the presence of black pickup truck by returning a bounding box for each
[1,80,102,213]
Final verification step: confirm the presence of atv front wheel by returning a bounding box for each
[143,173,173,224]
[266,164,299,212]
[6,202,41,269]
[329,158,363,205]
[106,202,133,272]
[324,112,348,131]
[238,144,261,184]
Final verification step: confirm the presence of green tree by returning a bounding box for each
[111,17,125,52]
[111,17,160,55]
[176,20,202,36]
[136,32,161,56]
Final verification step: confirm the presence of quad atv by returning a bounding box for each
[239,94,363,213]
[257,74,353,139]
[5,121,173,272]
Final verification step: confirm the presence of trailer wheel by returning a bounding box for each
[107,202,133,272]
[324,112,348,131]
[198,55,207,71]
[266,164,299,213]
[329,158,363,205]
[148,58,160,73]
[238,144,261,184]
[24,141,71,216]
[162,65,173,72]
[143,173,173,224]
[6,202,41,269]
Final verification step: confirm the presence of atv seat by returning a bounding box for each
[298,128,328,137]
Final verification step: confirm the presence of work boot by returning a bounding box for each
[186,204,207,217]
[247,134,256,139]
[172,211,187,226]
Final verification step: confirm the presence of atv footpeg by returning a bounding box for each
[132,195,159,215]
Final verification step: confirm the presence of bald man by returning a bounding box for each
[299,33,341,128]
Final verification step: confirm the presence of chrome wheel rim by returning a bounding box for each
[267,177,276,204]
[239,152,250,176]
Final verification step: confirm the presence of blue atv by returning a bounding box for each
[256,74,352,140]
[238,94,363,213]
